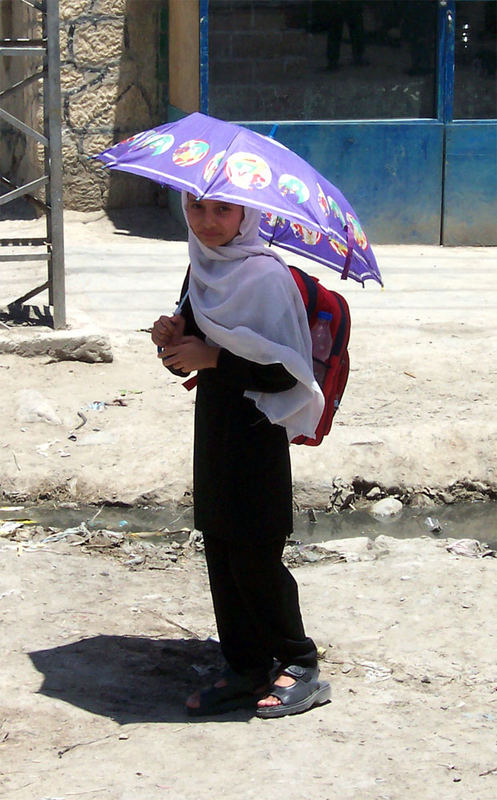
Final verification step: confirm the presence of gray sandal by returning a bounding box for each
[255,664,331,719]
[186,666,268,717]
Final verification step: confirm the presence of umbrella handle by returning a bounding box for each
[156,290,190,354]
[341,225,354,281]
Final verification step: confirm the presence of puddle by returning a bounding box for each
[293,501,497,550]
[0,504,195,543]
[1,501,496,550]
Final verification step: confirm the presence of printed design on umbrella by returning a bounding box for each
[346,212,368,249]
[317,184,330,216]
[172,140,210,167]
[224,152,272,190]
[328,237,348,257]
[144,133,175,155]
[264,212,286,229]
[328,197,345,226]
[290,223,322,246]
[203,150,226,182]
[121,130,150,147]
[123,130,175,155]
[278,174,310,204]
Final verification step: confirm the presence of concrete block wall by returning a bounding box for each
[1,0,167,212]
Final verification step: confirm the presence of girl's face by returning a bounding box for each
[186,195,244,247]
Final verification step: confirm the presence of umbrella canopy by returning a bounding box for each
[96,112,382,286]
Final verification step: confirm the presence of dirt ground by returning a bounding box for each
[1,213,497,799]
[1,530,496,800]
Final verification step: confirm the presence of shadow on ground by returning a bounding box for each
[29,634,253,724]
[0,302,53,327]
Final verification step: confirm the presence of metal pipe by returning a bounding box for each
[0,69,45,101]
[45,0,66,328]
[13,282,50,305]
[0,176,48,212]
[0,47,45,55]
[0,176,48,204]
[0,107,48,145]
[0,238,47,246]
[0,254,50,262]
[0,39,46,47]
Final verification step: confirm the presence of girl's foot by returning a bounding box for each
[185,668,268,717]
[186,676,231,711]
[256,665,331,718]
[256,673,296,708]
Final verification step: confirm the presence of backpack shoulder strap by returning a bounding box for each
[289,266,318,321]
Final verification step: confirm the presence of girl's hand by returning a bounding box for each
[159,336,220,373]
[151,314,185,348]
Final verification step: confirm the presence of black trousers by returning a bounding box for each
[203,532,317,679]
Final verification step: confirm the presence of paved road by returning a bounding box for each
[1,208,496,334]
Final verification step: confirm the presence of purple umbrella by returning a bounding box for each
[96,112,382,286]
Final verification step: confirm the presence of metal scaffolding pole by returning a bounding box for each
[0,0,66,329]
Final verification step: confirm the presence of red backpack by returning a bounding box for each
[181,265,350,446]
[289,266,350,446]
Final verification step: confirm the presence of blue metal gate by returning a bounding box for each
[442,1,496,244]
[203,0,496,245]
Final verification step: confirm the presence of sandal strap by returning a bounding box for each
[199,682,249,705]
[268,676,319,707]
[281,664,319,683]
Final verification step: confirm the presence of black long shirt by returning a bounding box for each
[169,280,296,540]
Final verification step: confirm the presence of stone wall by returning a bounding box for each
[60,0,167,209]
[1,0,168,212]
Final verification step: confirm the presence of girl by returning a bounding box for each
[151,191,330,718]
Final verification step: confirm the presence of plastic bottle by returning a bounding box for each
[311,311,333,388]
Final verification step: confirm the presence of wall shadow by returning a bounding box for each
[107,205,186,241]
[105,0,178,239]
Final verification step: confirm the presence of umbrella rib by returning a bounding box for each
[197,126,244,198]
[105,163,205,195]
[259,237,377,283]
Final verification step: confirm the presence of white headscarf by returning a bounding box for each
[181,191,324,441]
